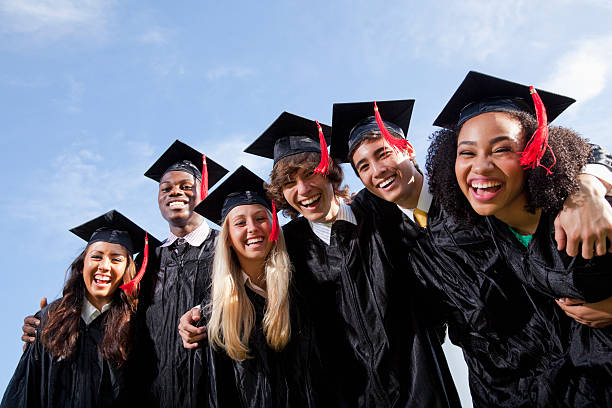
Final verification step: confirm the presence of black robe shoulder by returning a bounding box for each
[283,204,460,408]
[133,230,218,408]
[1,301,128,408]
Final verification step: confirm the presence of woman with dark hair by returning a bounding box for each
[425,71,612,406]
[1,210,158,408]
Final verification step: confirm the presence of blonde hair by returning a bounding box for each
[207,209,292,361]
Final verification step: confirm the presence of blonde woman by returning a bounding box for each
[183,166,329,407]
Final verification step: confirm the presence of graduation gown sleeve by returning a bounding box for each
[1,304,128,408]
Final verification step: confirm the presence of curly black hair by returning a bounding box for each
[426,110,592,227]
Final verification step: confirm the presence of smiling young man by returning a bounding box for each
[133,140,228,408]
[331,80,612,406]
[244,112,460,407]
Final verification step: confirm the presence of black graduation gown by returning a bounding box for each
[134,231,217,408]
[1,303,127,408]
[204,285,325,408]
[364,190,612,407]
[283,204,460,408]
[485,213,612,405]
[486,202,612,303]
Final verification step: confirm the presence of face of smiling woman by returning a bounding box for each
[82,241,129,311]
[226,204,274,267]
[455,111,529,222]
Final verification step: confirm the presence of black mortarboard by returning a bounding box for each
[244,112,332,165]
[144,139,228,186]
[433,71,576,129]
[331,99,415,163]
[194,166,276,226]
[70,210,160,254]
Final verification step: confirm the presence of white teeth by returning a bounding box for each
[300,194,321,206]
[471,181,502,189]
[94,274,111,284]
[247,237,264,245]
[378,176,396,189]
[169,201,186,208]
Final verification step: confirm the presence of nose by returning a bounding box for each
[371,161,387,179]
[246,217,259,233]
[98,257,111,271]
[169,185,183,196]
[472,152,495,173]
[296,176,311,195]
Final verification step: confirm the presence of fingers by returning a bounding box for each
[39,297,48,309]
[595,233,608,257]
[564,234,580,258]
[179,327,207,349]
[182,340,199,349]
[558,298,584,306]
[554,217,567,251]
[24,316,40,327]
[190,307,201,322]
[581,236,595,260]
[178,308,204,336]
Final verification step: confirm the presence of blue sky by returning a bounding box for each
[1,0,612,405]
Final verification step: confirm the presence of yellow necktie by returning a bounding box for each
[413,208,428,228]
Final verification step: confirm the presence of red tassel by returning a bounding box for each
[120,233,149,297]
[313,121,330,176]
[520,86,556,175]
[374,101,414,156]
[268,201,279,244]
[201,154,209,199]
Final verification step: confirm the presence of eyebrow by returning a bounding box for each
[90,250,126,257]
[160,178,195,186]
[458,135,513,147]
[354,146,388,169]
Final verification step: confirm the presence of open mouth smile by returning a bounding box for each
[167,200,188,209]
[469,180,503,201]
[246,237,264,246]
[93,273,112,286]
[299,194,321,208]
[377,175,396,189]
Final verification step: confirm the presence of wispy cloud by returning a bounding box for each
[9,138,157,232]
[138,27,169,45]
[543,35,612,111]
[202,133,271,180]
[407,1,529,62]
[0,0,113,40]
[206,66,254,81]
[63,76,84,113]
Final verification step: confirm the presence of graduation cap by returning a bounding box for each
[433,71,575,128]
[70,210,162,296]
[244,112,333,175]
[434,71,576,174]
[195,165,280,242]
[331,99,415,163]
[144,139,229,199]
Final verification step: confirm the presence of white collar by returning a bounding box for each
[308,199,357,245]
[81,297,112,326]
[162,221,211,247]
[242,271,267,298]
[397,176,432,221]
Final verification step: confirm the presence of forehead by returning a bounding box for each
[160,170,196,184]
[227,203,269,218]
[458,112,523,141]
[87,241,128,255]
